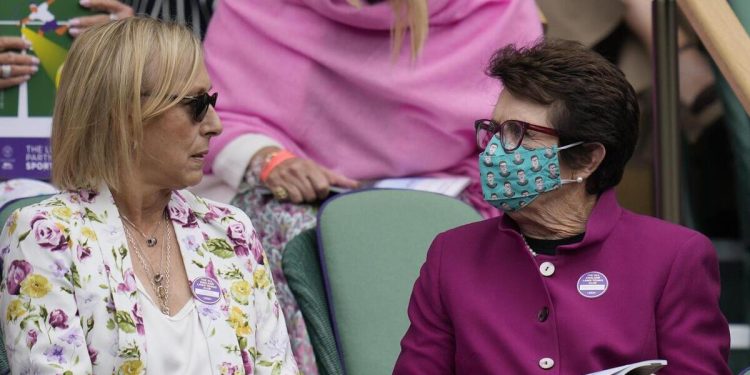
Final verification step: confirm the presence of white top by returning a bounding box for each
[138,280,214,374]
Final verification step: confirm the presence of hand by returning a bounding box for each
[68,0,134,37]
[0,37,38,90]
[263,156,359,204]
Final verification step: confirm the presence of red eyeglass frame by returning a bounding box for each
[474,119,559,152]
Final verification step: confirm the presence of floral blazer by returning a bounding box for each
[0,186,299,375]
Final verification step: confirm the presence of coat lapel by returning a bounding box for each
[167,190,245,373]
[83,186,148,374]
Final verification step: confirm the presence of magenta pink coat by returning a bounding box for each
[394,189,731,374]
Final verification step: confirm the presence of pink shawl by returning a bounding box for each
[203,0,542,217]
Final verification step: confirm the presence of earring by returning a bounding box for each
[576,177,583,183]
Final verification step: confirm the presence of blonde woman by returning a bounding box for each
[0,18,297,374]
[195,0,542,371]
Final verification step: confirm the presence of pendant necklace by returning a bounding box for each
[123,216,173,315]
[121,212,165,247]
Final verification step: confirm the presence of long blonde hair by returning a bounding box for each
[348,0,429,59]
[51,17,203,191]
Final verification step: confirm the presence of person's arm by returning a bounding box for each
[202,1,356,203]
[215,136,358,203]
[655,233,731,375]
[0,208,93,374]
[393,235,455,374]
[212,135,282,191]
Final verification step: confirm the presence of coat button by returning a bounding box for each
[539,357,555,369]
[538,307,549,322]
[539,262,555,277]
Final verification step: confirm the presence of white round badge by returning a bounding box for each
[577,271,608,299]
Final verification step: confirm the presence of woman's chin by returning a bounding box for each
[163,171,204,190]
[183,172,204,188]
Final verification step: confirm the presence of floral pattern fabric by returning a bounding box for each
[0,185,299,374]
[231,184,318,375]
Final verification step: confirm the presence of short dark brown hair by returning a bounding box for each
[486,39,639,194]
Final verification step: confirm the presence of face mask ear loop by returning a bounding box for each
[558,142,585,185]
[558,141,585,151]
[561,176,584,185]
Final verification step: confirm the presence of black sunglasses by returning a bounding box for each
[181,92,218,122]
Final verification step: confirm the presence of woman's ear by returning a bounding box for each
[577,142,606,179]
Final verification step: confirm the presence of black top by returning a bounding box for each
[125,0,215,38]
[523,233,585,256]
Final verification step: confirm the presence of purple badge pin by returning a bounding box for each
[191,276,222,305]
[577,271,608,299]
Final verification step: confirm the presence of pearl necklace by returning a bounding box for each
[521,236,537,257]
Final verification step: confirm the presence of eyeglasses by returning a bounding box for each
[181,92,218,122]
[474,119,559,152]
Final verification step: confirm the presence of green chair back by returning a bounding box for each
[282,229,344,375]
[316,189,481,375]
[0,195,52,229]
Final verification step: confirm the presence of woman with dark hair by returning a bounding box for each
[394,40,730,374]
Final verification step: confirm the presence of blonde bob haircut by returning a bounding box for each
[51,17,203,192]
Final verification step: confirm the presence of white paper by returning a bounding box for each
[370,177,471,197]
[586,359,667,375]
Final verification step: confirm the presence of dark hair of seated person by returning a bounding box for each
[486,39,639,195]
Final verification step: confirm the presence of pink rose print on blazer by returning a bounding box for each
[117,269,136,293]
[77,189,98,203]
[26,330,38,349]
[249,231,264,265]
[227,221,250,257]
[168,204,198,228]
[203,204,231,223]
[132,303,145,335]
[6,259,33,295]
[30,213,68,251]
[48,309,69,329]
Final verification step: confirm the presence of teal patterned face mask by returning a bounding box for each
[479,137,583,212]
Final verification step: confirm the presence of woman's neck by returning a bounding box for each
[111,181,171,228]
[509,187,597,240]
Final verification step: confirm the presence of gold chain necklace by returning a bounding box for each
[124,221,173,315]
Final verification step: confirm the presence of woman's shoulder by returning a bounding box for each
[0,192,85,255]
[5,192,80,224]
[617,209,714,259]
[174,189,252,225]
[619,209,708,240]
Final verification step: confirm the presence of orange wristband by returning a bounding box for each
[260,150,296,182]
